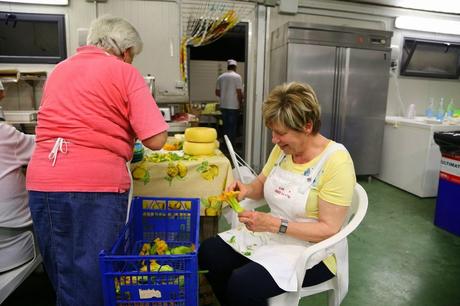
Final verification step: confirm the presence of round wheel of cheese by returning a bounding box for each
[183,141,216,156]
[184,127,217,143]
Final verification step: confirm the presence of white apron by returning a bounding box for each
[219,143,345,291]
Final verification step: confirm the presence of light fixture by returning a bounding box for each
[389,0,460,14]
[395,16,460,36]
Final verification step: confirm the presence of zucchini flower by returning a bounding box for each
[220,191,245,213]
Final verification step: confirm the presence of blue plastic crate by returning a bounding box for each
[100,196,200,306]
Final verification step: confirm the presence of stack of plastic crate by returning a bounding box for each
[100,196,200,306]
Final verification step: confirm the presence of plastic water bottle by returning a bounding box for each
[406,104,416,119]
[425,98,434,118]
[446,99,455,118]
[436,98,445,121]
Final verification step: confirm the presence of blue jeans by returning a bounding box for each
[29,191,129,306]
[220,108,240,146]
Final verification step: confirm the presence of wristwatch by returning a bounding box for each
[278,218,288,234]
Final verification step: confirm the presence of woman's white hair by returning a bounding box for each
[86,15,143,56]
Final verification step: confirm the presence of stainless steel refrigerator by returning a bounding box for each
[269,22,393,175]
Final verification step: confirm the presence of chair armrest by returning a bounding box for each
[293,200,367,288]
[294,235,348,288]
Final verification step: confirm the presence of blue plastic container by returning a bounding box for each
[99,196,200,306]
[434,154,460,236]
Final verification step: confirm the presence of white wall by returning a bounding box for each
[2,0,460,161]
[0,0,95,73]
[96,0,182,96]
[0,0,259,106]
[388,29,460,116]
[0,0,90,110]
[0,0,183,109]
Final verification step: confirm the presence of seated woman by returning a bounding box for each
[0,81,35,228]
[198,82,356,306]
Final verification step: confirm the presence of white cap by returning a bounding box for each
[227,59,237,66]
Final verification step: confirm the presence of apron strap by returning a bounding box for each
[307,142,346,181]
[266,151,287,177]
[48,137,70,167]
[270,142,346,180]
[126,162,133,224]
[274,151,286,166]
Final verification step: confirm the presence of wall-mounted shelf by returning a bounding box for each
[156,94,189,104]
[0,69,47,83]
[4,110,37,124]
[0,70,47,110]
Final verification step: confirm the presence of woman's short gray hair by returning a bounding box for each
[262,82,322,134]
[86,15,143,56]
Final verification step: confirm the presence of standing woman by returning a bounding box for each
[199,82,356,306]
[26,16,168,306]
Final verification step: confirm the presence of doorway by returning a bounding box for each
[188,23,248,158]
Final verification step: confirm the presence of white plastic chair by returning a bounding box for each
[268,183,369,306]
[222,135,267,227]
[223,134,257,184]
[223,134,368,305]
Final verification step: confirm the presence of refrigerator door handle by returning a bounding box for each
[332,48,340,139]
[334,47,350,141]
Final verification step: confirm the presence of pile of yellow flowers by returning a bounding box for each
[166,162,187,178]
[139,238,195,257]
[142,199,192,210]
[201,195,223,216]
[144,152,195,163]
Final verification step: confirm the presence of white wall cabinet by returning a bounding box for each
[376,116,460,197]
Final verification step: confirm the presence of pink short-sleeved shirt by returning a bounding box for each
[26,46,168,192]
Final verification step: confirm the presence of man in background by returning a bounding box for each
[216,59,244,146]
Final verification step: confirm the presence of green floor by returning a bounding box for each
[3,178,460,306]
[217,178,460,306]
[299,178,460,306]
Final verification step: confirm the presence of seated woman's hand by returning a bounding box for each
[226,180,250,201]
[238,211,277,233]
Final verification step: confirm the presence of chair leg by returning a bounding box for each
[327,289,341,306]
[268,292,300,306]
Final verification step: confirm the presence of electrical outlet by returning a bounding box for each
[279,0,298,14]
[175,81,185,89]
[390,60,398,72]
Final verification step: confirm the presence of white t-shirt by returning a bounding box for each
[0,123,35,227]
[216,70,243,110]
